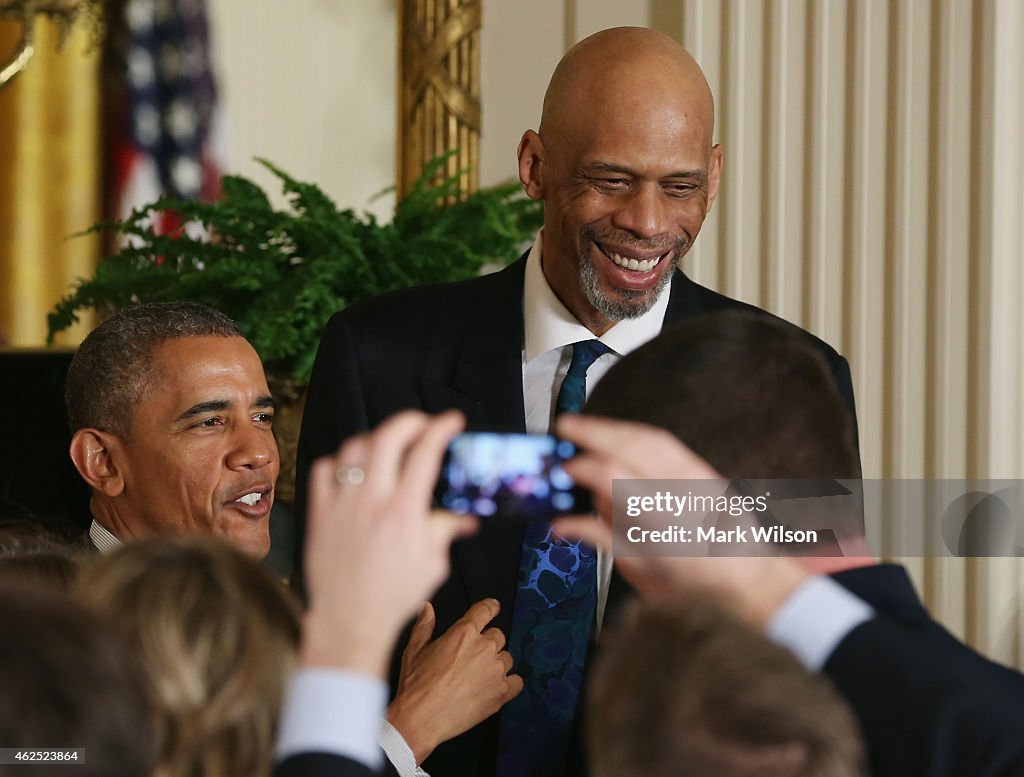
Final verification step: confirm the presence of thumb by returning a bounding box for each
[405,601,436,659]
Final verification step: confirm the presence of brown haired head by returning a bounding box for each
[0,581,162,777]
[585,310,860,480]
[0,517,84,590]
[589,599,867,777]
[74,536,300,777]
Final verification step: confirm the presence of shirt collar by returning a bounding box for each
[89,519,122,554]
[523,230,673,362]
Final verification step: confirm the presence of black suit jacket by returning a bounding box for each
[274,753,377,777]
[829,564,1024,777]
[295,256,858,776]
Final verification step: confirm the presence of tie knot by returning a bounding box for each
[566,339,611,378]
[554,340,613,418]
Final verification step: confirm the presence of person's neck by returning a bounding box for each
[90,498,140,542]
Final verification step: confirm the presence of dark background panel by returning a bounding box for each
[0,349,91,539]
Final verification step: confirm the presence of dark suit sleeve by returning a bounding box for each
[827,353,859,451]
[824,615,1024,777]
[293,312,371,591]
[274,753,380,777]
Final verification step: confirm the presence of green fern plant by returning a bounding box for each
[48,153,543,382]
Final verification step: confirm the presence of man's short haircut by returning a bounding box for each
[585,310,860,480]
[65,301,242,437]
[0,582,161,777]
[588,600,867,777]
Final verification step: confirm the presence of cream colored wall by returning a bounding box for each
[481,0,1024,668]
[207,0,397,221]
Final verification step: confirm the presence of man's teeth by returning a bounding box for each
[610,252,664,272]
[236,492,262,506]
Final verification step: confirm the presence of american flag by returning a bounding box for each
[109,0,223,232]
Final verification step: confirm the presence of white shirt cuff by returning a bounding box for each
[767,575,875,670]
[379,720,431,777]
[275,668,387,770]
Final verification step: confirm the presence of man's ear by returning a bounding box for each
[69,429,126,497]
[517,130,546,200]
[706,144,724,211]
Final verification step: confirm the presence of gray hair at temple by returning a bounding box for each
[65,301,242,437]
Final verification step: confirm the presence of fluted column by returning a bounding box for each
[397,0,481,200]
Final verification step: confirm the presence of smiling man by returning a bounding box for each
[296,26,857,777]
[66,302,278,558]
[66,303,520,777]
[517,29,722,335]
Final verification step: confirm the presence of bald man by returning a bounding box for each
[296,27,857,777]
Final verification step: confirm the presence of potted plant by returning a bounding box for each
[48,153,543,500]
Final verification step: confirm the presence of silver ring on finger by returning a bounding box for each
[335,464,366,485]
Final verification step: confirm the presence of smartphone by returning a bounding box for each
[438,432,591,520]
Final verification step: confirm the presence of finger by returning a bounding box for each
[498,649,514,673]
[552,516,614,553]
[559,414,721,480]
[307,455,338,531]
[397,411,466,506]
[302,458,333,590]
[562,454,630,501]
[405,602,436,658]
[427,512,479,551]
[556,414,657,459]
[361,410,432,498]
[306,434,375,538]
[306,450,361,547]
[460,597,501,632]
[335,434,371,467]
[504,673,525,699]
[482,626,507,652]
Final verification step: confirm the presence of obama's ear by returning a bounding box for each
[69,429,126,498]
[517,130,546,200]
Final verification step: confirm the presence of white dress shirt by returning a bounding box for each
[521,231,671,631]
[275,669,388,770]
[89,519,121,553]
[767,575,875,670]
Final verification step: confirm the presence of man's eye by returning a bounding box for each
[254,413,275,425]
[600,178,628,187]
[665,183,697,196]
[195,417,223,428]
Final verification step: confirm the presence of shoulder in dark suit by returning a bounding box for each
[274,753,378,777]
[828,564,1024,777]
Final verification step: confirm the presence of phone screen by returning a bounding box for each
[439,432,590,520]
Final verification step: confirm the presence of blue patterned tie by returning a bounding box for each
[496,339,611,777]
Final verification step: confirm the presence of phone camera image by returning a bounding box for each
[439,433,588,520]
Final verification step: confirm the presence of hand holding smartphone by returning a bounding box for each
[438,432,592,520]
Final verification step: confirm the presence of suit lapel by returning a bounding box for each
[426,258,529,631]
[663,268,706,324]
[418,258,528,433]
[452,258,528,433]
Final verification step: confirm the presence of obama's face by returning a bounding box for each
[104,336,278,557]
